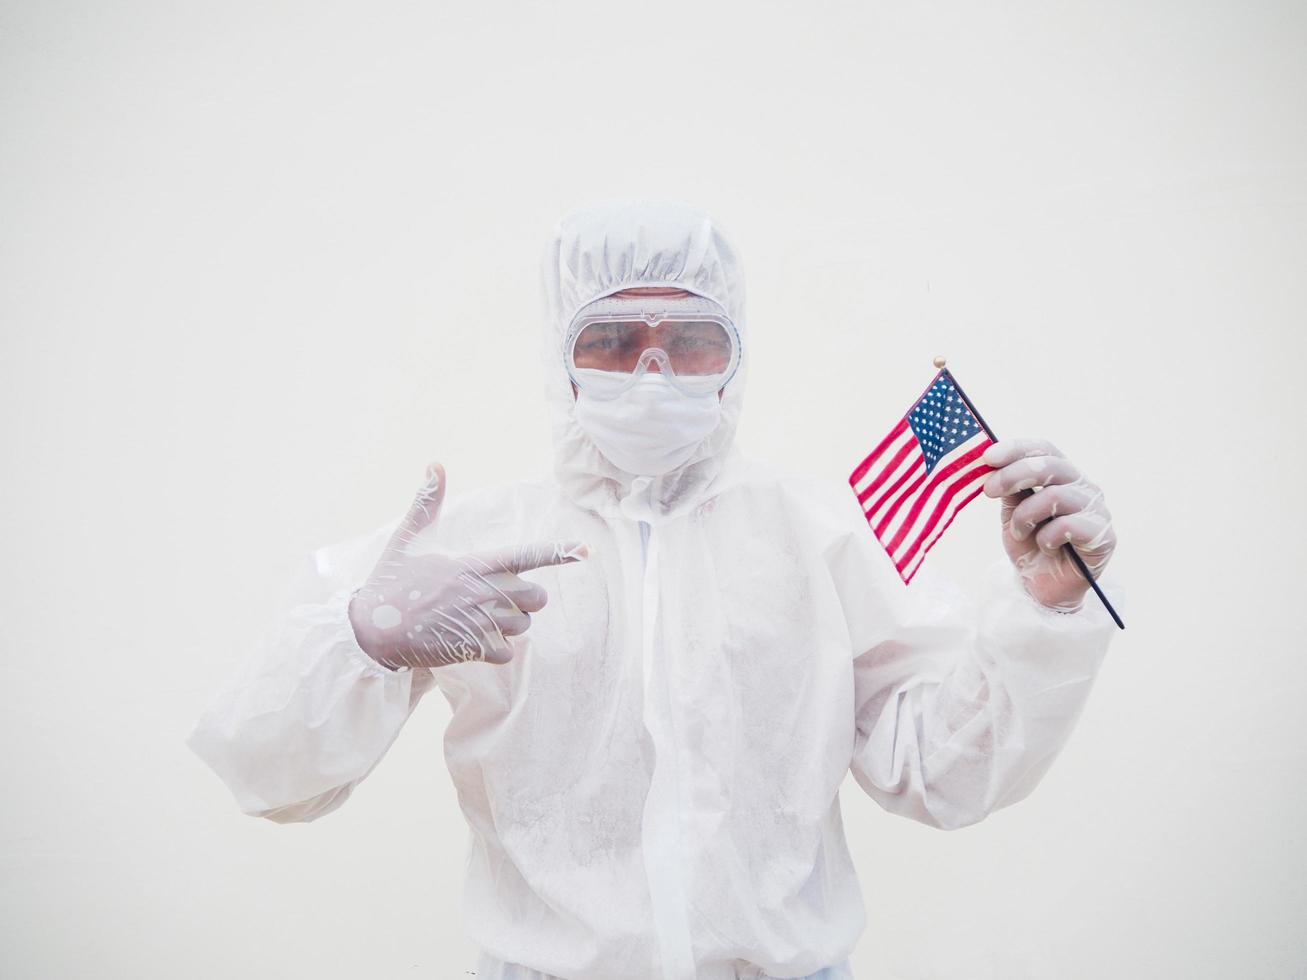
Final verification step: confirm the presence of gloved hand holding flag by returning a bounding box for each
[848,362,1122,627]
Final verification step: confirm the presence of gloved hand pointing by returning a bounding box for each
[347,463,589,670]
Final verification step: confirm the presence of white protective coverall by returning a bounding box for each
[186,200,1125,980]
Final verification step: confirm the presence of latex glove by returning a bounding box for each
[980,437,1116,612]
[347,463,589,670]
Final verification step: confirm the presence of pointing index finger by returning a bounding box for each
[464,541,590,576]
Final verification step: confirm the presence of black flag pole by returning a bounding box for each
[936,360,1125,630]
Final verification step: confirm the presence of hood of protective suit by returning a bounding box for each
[540,200,748,521]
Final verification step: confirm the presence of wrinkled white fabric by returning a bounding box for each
[186,199,1125,979]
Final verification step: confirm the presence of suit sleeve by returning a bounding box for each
[827,493,1125,831]
[185,520,437,823]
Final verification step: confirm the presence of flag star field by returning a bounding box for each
[909,376,984,473]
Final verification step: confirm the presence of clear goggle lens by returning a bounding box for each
[564,295,740,398]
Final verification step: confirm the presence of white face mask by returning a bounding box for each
[573,373,722,477]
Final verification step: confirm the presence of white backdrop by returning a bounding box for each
[2,1,1304,977]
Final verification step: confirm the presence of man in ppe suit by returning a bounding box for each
[187,200,1122,980]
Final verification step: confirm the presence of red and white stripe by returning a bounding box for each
[849,417,994,583]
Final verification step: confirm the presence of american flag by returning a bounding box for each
[849,368,996,584]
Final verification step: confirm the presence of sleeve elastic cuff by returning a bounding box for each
[982,557,1124,637]
[325,587,412,678]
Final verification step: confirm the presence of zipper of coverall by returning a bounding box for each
[636,517,698,980]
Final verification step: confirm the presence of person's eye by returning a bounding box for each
[579,336,624,352]
[671,334,727,353]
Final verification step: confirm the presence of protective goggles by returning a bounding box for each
[563,292,741,399]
